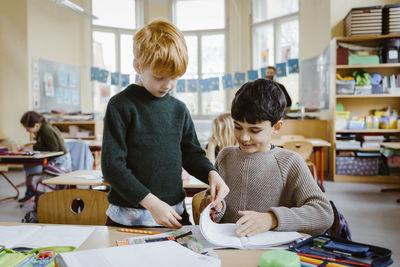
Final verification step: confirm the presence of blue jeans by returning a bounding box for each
[23,153,71,195]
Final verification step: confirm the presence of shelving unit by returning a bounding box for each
[331,35,400,183]
[50,121,103,141]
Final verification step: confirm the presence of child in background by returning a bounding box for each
[202,79,333,236]
[18,111,71,202]
[101,19,229,229]
[206,113,238,164]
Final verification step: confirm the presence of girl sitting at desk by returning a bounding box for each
[18,111,71,202]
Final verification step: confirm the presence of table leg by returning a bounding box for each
[0,172,20,202]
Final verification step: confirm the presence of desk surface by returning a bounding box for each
[0,222,264,266]
[43,169,209,190]
[0,151,64,159]
[271,138,331,147]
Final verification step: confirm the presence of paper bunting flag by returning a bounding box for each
[260,67,267,79]
[91,67,99,81]
[121,74,130,87]
[187,79,198,93]
[176,79,186,93]
[234,72,245,87]
[247,70,258,81]
[275,63,287,77]
[288,59,299,74]
[199,79,210,92]
[223,74,233,89]
[111,72,120,85]
[209,77,219,91]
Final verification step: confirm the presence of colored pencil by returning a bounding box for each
[300,255,347,267]
[118,228,164,235]
[296,252,370,267]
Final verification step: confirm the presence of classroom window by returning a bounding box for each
[172,0,226,117]
[252,0,299,107]
[91,0,142,114]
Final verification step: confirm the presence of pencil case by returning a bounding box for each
[289,235,392,267]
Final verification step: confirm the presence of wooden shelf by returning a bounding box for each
[336,34,400,42]
[336,148,381,152]
[50,121,97,125]
[336,94,400,98]
[334,175,400,184]
[335,129,400,133]
[51,121,103,141]
[337,63,400,69]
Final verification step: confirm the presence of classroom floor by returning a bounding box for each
[1,169,399,265]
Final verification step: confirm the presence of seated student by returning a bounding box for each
[266,66,292,108]
[202,79,333,236]
[18,111,71,202]
[206,113,238,164]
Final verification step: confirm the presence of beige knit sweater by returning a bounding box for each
[214,146,334,236]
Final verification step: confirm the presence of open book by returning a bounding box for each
[0,225,95,250]
[56,240,221,267]
[199,203,302,249]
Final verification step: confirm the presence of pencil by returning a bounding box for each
[118,228,164,235]
[300,256,347,267]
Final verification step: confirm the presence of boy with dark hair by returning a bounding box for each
[204,79,333,236]
[102,19,229,229]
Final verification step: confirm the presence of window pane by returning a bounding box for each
[93,0,135,29]
[252,0,298,23]
[183,36,198,79]
[175,92,199,115]
[277,19,299,63]
[120,34,135,83]
[176,0,225,31]
[201,34,225,75]
[93,31,115,71]
[253,24,274,70]
[201,74,225,115]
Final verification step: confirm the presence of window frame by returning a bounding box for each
[91,0,144,112]
[171,0,229,118]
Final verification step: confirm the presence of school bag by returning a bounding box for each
[324,200,352,241]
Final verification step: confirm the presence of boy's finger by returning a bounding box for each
[170,217,182,229]
[210,184,216,202]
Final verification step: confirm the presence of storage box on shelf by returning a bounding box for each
[331,34,400,183]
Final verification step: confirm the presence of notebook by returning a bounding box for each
[0,225,95,250]
[55,240,221,267]
[199,203,302,249]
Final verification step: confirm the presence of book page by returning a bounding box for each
[57,241,221,267]
[199,203,302,249]
[14,225,95,249]
[0,225,42,248]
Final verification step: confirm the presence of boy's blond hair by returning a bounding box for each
[133,19,188,78]
[211,113,238,151]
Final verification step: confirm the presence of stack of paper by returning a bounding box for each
[383,4,400,34]
[345,6,382,36]
[336,140,361,150]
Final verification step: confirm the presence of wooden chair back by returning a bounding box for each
[280,134,306,142]
[192,190,207,225]
[37,189,108,225]
[283,140,313,161]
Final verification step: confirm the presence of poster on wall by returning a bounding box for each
[44,72,55,96]
[33,58,81,112]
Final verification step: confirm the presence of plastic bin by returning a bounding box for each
[336,156,380,175]
[336,80,355,95]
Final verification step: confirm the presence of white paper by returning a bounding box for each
[199,203,302,249]
[0,225,95,249]
[56,240,221,267]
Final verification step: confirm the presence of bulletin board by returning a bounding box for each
[32,58,81,112]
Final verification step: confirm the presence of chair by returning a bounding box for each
[283,140,322,191]
[191,190,207,225]
[37,189,109,225]
[280,134,306,142]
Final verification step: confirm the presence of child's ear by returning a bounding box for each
[272,120,283,135]
[133,59,141,74]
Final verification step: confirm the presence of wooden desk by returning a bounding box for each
[43,170,208,194]
[0,222,264,266]
[272,138,331,191]
[0,151,64,202]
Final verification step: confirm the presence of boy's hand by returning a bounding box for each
[199,195,223,214]
[208,170,229,211]
[140,193,182,229]
[235,211,277,237]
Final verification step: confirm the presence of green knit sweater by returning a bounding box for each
[101,84,215,208]
[33,123,67,153]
